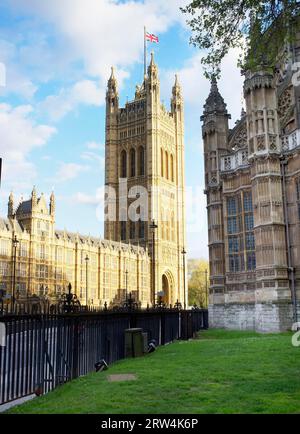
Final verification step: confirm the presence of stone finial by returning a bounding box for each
[202,77,228,118]
[50,191,55,216]
[8,191,14,218]
[31,186,37,207]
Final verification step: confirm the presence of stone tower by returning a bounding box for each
[105,54,186,306]
[202,79,231,326]
[14,187,55,239]
[244,70,291,331]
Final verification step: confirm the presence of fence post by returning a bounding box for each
[161,311,165,345]
[72,317,79,379]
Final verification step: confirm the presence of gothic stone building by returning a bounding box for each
[0,55,186,308]
[105,53,186,307]
[1,188,150,307]
[203,40,300,331]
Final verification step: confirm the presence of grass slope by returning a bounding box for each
[5,329,300,414]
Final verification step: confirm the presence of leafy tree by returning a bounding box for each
[188,259,209,307]
[181,0,300,79]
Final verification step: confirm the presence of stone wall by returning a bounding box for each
[209,301,298,332]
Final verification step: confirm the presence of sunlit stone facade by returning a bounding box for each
[203,37,300,331]
[0,189,151,307]
[0,56,186,308]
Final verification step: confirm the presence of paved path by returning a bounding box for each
[0,394,35,413]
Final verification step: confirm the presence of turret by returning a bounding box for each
[171,74,183,119]
[50,191,55,216]
[243,70,280,157]
[147,52,160,107]
[106,67,119,116]
[8,191,14,218]
[202,78,231,187]
[201,78,230,315]
[31,186,37,208]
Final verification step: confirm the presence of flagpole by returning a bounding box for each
[144,26,147,77]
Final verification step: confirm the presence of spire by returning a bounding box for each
[150,51,155,66]
[110,66,115,80]
[202,78,228,118]
[106,66,119,113]
[147,51,158,78]
[50,191,55,216]
[172,74,181,97]
[31,186,37,207]
[171,74,183,114]
[107,66,117,91]
[8,191,14,218]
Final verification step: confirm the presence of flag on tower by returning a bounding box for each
[145,32,159,43]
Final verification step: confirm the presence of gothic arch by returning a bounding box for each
[170,154,174,182]
[130,148,136,177]
[161,270,174,305]
[165,151,169,179]
[121,150,127,178]
[138,146,145,176]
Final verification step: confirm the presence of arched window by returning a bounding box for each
[130,148,136,177]
[121,150,127,178]
[130,221,135,239]
[165,151,169,180]
[138,220,145,239]
[120,221,126,241]
[161,148,164,177]
[170,154,174,182]
[139,147,145,176]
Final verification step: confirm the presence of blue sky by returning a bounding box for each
[0,0,243,259]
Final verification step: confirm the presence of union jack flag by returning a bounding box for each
[145,32,159,43]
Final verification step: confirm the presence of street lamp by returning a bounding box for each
[149,220,158,306]
[12,235,19,311]
[181,247,187,309]
[85,254,89,307]
[125,269,128,301]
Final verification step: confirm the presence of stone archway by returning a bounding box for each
[161,271,174,306]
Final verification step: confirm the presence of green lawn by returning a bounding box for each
[6,329,300,414]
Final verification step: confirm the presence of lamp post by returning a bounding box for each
[125,269,128,301]
[85,254,89,306]
[150,220,158,306]
[12,235,19,311]
[181,247,187,309]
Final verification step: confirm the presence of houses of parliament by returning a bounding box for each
[0,54,187,309]
[203,35,300,331]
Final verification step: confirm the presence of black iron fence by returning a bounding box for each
[0,308,208,405]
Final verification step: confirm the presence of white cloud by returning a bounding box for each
[81,151,104,169]
[0,103,56,188]
[160,48,243,126]
[74,187,103,206]
[8,0,184,79]
[55,162,90,183]
[39,79,105,121]
[0,39,37,99]
[86,141,103,150]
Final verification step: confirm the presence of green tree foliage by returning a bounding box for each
[188,259,209,307]
[181,0,300,79]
